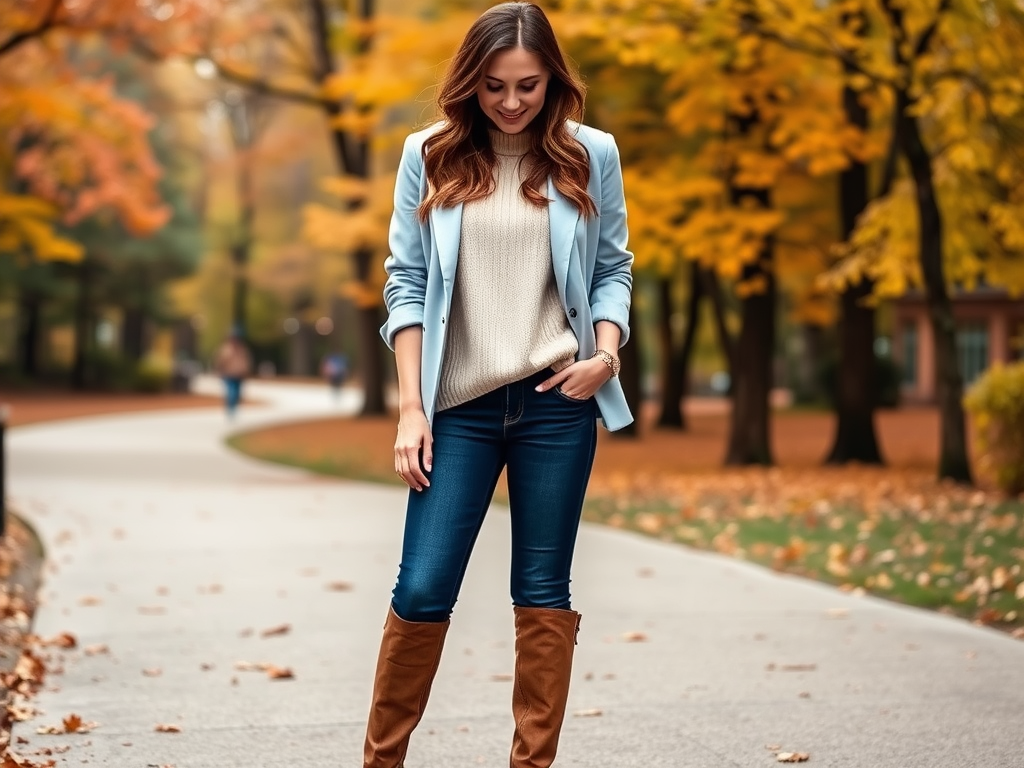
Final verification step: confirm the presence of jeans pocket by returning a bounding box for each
[553,385,591,404]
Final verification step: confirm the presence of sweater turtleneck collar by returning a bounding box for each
[490,128,533,157]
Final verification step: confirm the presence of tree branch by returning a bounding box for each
[750,3,899,90]
[131,38,334,109]
[914,0,952,58]
[0,0,63,58]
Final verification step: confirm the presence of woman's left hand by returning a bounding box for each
[535,357,613,400]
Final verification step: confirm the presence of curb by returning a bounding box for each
[0,510,46,677]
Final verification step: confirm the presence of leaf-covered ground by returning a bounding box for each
[229,402,1024,635]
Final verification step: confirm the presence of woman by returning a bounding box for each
[364,3,633,766]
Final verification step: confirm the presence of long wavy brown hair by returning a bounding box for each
[417,2,597,221]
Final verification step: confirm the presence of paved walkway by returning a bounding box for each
[8,378,1024,767]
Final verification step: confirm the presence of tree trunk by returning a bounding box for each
[900,102,971,482]
[826,282,883,464]
[701,268,734,383]
[613,299,643,438]
[308,0,387,416]
[71,257,93,391]
[724,253,775,465]
[675,261,708,429]
[657,275,684,429]
[122,306,146,361]
[355,247,386,414]
[16,289,41,377]
[231,161,253,337]
[826,52,884,465]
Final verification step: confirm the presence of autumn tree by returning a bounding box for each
[1,0,216,382]
[559,0,872,463]
[811,0,1024,481]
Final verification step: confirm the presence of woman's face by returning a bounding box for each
[475,46,550,134]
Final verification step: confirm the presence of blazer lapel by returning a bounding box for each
[547,178,580,298]
[430,202,463,284]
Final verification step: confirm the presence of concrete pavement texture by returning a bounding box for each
[7,377,1024,768]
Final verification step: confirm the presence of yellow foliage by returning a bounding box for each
[964,362,1024,494]
[0,193,83,262]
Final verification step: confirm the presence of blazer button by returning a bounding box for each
[568,308,577,318]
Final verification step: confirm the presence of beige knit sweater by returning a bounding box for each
[435,130,578,412]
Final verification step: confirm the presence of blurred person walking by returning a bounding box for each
[213,330,252,419]
[320,350,349,403]
[362,3,633,766]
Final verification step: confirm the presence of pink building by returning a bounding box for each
[893,289,1024,404]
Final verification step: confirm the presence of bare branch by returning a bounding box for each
[0,0,63,58]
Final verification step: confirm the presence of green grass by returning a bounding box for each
[583,493,1024,631]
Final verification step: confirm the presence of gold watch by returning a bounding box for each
[592,349,621,377]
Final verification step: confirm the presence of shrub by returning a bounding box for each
[964,361,1024,495]
[134,356,172,393]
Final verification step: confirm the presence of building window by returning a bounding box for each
[901,324,918,386]
[1012,320,1024,361]
[956,322,989,385]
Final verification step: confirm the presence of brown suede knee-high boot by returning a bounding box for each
[363,607,449,768]
[509,607,581,768]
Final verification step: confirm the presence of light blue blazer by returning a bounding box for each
[379,122,634,431]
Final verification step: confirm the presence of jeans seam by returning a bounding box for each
[504,383,523,428]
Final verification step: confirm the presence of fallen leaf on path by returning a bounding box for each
[779,664,817,672]
[1,750,56,767]
[40,633,76,649]
[266,666,294,680]
[260,624,290,638]
[573,708,603,717]
[776,752,810,763]
[35,714,97,734]
[77,597,101,607]
[234,660,266,672]
[621,631,648,643]
[325,581,353,592]
[490,674,513,682]
[142,668,162,677]
[7,703,39,721]
[154,724,181,733]
[200,663,214,671]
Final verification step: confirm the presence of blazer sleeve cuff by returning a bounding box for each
[379,304,424,351]
[591,301,630,347]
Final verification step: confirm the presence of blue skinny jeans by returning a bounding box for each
[391,368,598,623]
[223,377,243,416]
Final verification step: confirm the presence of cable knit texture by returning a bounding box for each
[435,129,578,412]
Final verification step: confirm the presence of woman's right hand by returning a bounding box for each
[395,408,433,491]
